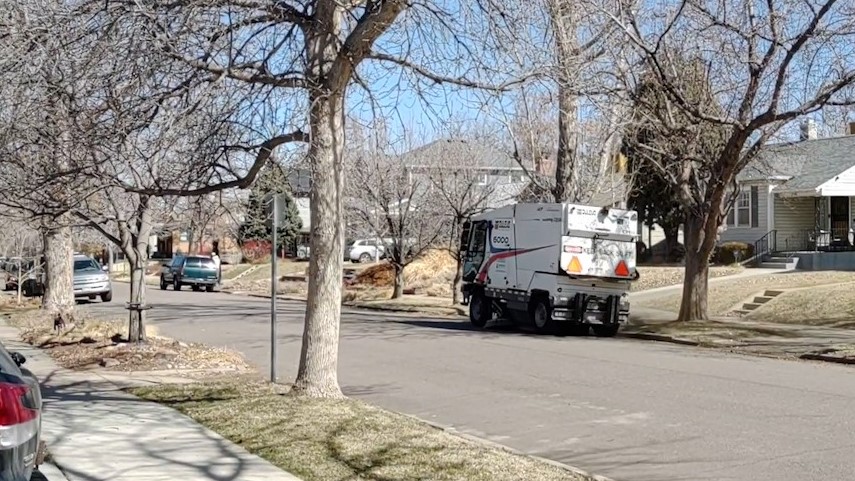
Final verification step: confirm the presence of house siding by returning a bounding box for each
[719,185,769,245]
[774,196,815,251]
[817,164,855,196]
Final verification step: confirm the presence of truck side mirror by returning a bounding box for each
[10,352,25,366]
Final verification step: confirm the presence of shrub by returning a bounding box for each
[715,242,754,265]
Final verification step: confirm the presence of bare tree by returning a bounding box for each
[595,0,855,321]
[420,142,505,304]
[347,152,446,299]
[490,0,630,204]
[86,0,533,397]
[0,217,43,305]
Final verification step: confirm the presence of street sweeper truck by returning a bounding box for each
[459,202,639,336]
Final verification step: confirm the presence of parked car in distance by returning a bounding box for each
[73,255,112,302]
[348,238,390,263]
[0,342,44,480]
[160,255,220,292]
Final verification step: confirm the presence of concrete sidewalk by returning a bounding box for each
[0,324,301,481]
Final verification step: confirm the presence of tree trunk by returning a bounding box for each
[552,82,578,202]
[292,92,345,398]
[550,0,580,203]
[391,265,404,299]
[677,214,714,321]
[663,224,679,263]
[452,255,463,305]
[42,224,75,318]
[128,254,147,343]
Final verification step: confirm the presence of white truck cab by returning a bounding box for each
[460,203,639,336]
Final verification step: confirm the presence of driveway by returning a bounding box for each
[82,283,855,481]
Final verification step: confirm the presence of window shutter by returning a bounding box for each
[750,186,759,227]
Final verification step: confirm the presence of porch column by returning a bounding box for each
[767,184,776,232]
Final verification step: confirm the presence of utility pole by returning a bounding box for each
[270,195,279,383]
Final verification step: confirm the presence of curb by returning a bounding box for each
[399,412,614,481]
[619,331,700,346]
[34,463,70,481]
[799,353,855,365]
[229,291,468,319]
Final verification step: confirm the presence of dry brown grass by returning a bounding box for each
[7,311,251,372]
[132,381,593,481]
[746,282,855,327]
[353,250,457,297]
[633,266,743,292]
[635,271,855,315]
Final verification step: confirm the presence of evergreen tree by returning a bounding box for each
[239,165,302,249]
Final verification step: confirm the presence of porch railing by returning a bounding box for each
[778,228,855,252]
[747,230,777,266]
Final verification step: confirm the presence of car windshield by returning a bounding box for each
[186,257,216,268]
[74,259,101,272]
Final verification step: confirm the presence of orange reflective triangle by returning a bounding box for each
[567,256,582,273]
[614,260,630,277]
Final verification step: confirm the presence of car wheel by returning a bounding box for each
[469,290,491,328]
[359,253,372,263]
[101,291,112,303]
[592,324,619,337]
[174,279,181,291]
[206,285,215,292]
[531,297,557,334]
[160,276,167,291]
[192,285,200,292]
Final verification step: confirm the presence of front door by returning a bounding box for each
[829,196,850,246]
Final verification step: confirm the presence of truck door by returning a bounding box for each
[462,221,488,282]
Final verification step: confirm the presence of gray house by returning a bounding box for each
[719,125,855,269]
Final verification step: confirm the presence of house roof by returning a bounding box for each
[739,135,855,193]
[400,139,521,171]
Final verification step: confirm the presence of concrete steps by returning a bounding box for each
[735,289,787,317]
[758,256,798,270]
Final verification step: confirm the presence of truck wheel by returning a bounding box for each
[160,276,167,291]
[469,291,491,328]
[592,324,619,337]
[531,298,557,334]
[206,285,215,292]
[101,291,112,303]
[174,279,182,291]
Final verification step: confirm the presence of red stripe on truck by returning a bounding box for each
[476,245,554,283]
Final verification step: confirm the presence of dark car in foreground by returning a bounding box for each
[160,255,220,292]
[0,343,43,481]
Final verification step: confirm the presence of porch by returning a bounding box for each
[756,192,855,270]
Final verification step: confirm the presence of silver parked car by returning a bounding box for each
[73,255,112,302]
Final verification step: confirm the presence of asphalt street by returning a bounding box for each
[83,283,855,481]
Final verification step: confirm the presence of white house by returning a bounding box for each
[719,123,855,270]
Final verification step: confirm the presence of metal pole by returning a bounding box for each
[270,195,279,383]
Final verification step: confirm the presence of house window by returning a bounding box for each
[726,186,759,228]
[477,173,489,185]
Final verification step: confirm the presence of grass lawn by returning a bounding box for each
[635,271,855,315]
[746,282,855,328]
[633,265,743,292]
[132,381,593,481]
[239,260,308,282]
[221,263,256,281]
